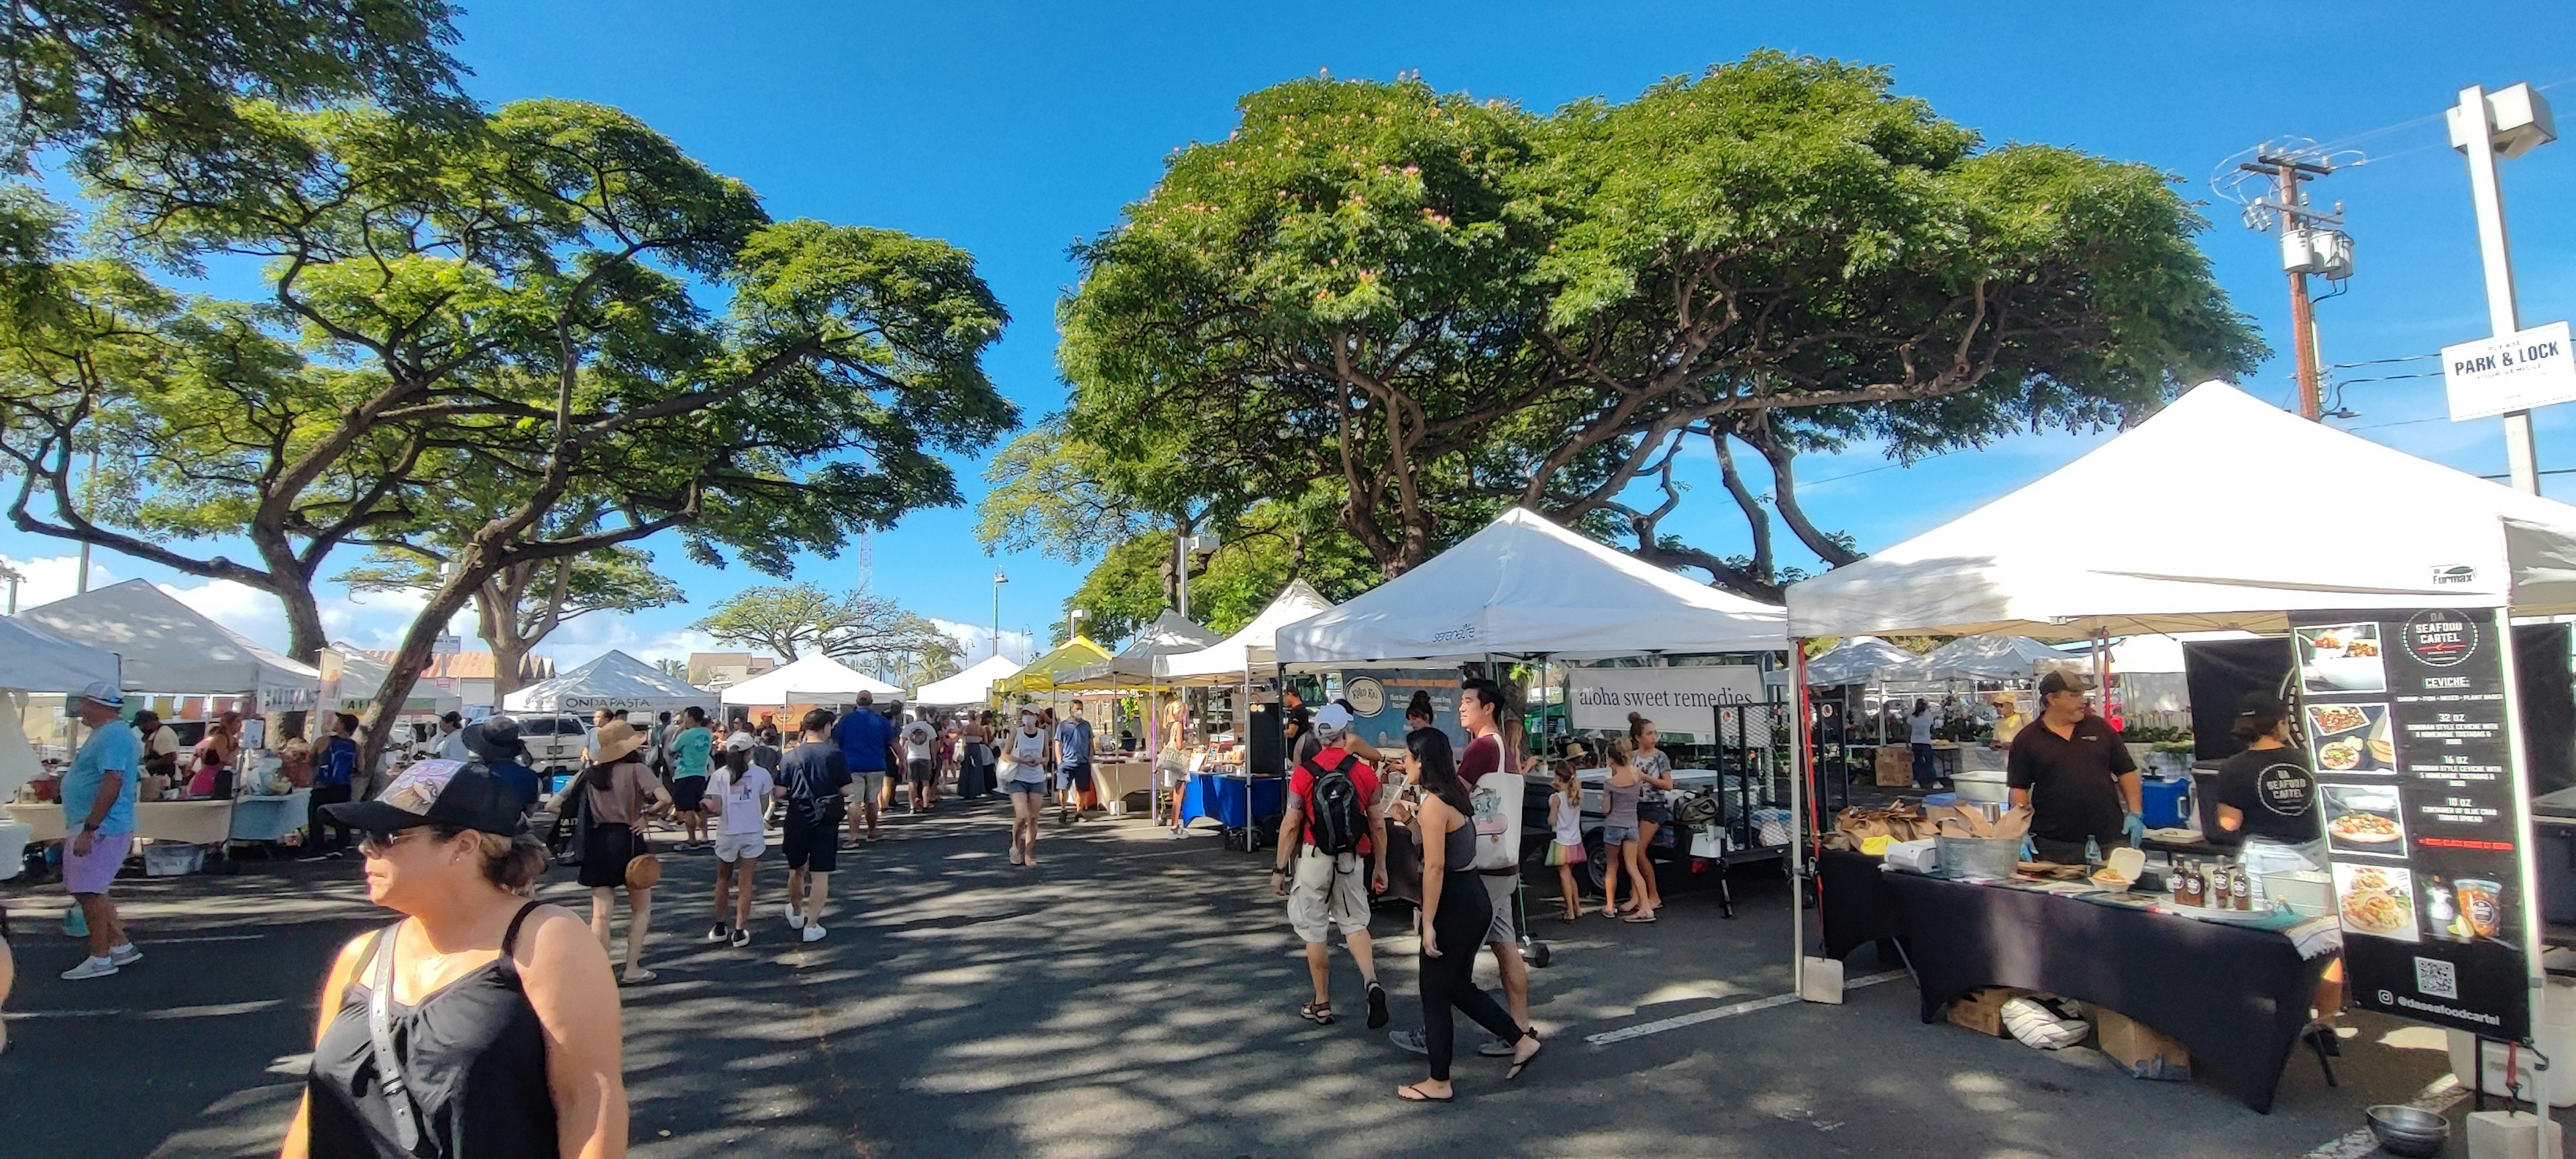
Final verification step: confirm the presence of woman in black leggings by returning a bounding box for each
[1399,730,1541,1103]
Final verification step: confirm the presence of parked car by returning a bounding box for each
[520,714,590,776]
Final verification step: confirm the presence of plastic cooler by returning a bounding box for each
[2137,776,2193,830]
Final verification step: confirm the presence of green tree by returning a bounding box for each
[1061,56,2261,597]
[698,583,963,675]
[341,528,685,702]
[1059,501,1376,644]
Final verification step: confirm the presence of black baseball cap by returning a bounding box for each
[2236,691,2288,720]
[325,761,527,837]
[2037,669,2094,697]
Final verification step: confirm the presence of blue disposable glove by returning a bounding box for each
[2019,835,2036,861]
[2122,811,2148,846]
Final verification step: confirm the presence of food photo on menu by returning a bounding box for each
[2333,863,2421,942]
[2297,622,2389,694]
[2320,784,2408,854]
[2304,702,2395,773]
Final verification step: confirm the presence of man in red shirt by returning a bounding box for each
[1272,704,1390,1030]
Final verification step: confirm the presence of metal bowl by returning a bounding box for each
[2365,1105,2449,1157]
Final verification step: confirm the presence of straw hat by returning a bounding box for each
[591,720,646,764]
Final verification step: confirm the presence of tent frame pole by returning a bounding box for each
[1792,640,1811,1000]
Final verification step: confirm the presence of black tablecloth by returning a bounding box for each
[1883,872,2329,1113]
[1819,848,1905,961]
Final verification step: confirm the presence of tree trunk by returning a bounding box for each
[1711,429,1774,586]
[358,568,482,774]
[1739,412,1862,568]
[488,630,531,706]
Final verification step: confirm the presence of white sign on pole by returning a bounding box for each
[1567,665,1766,738]
[2445,320,2576,421]
[431,634,464,657]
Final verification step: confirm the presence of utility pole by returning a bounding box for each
[989,567,1008,659]
[2450,82,2557,494]
[2238,153,2347,421]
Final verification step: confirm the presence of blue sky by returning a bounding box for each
[7,1,2573,669]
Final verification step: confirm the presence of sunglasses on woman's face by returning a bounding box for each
[358,828,429,857]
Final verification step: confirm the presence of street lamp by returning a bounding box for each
[990,567,1008,659]
[2450,82,2559,494]
[1068,607,1088,644]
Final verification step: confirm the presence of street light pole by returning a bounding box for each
[2451,82,2557,494]
[991,567,1008,659]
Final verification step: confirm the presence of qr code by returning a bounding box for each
[2416,956,2460,1000]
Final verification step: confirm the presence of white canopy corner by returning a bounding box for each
[1275,508,1787,664]
[19,579,318,708]
[1066,610,1222,685]
[1909,634,2065,682]
[1785,382,2576,641]
[1803,636,1929,685]
[0,612,122,694]
[914,653,1023,706]
[1157,580,1338,684]
[504,650,711,716]
[719,653,901,707]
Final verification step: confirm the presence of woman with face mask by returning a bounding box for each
[1002,710,1052,866]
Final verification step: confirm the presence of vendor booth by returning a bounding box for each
[1784,381,2576,1113]
[503,650,710,718]
[994,637,1112,698]
[719,653,901,716]
[914,653,1022,707]
[1055,613,1220,816]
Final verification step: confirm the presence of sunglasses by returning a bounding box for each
[357,828,430,857]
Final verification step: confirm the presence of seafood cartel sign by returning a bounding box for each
[2445,320,2576,421]
[1568,665,1765,740]
[2294,608,2536,1040]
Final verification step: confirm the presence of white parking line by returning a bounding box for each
[2296,1074,2465,1159]
[1587,970,1908,1045]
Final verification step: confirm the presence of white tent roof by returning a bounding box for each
[2098,630,2260,675]
[1804,636,1927,685]
[0,614,121,693]
[1157,580,1338,683]
[914,653,1021,706]
[1786,382,2576,640]
[719,653,901,706]
[504,649,710,716]
[20,580,319,708]
[1067,610,1222,684]
[1911,634,2063,681]
[1275,507,1788,663]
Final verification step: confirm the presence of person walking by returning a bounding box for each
[1055,700,1096,822]
[1271,704,1389,1030]
[434,710,472,762]
[830,692,894,843]
[704,732,777,948]
[462,716,541,810]
[1909,698,1945,789]
[1397,729,1540,1103]
[1627,713,1674,917]
[1391,677,1536,1058]
[901,712,941,813]
[1599,739,1653,923]
[1546,761,1587,922]
[780,709,851,942]
[303,714,363,861]
[577,720,669,985]
[1001,710,1051,866]
[283,761,627,1158]
[57,682,144,981]
[667,707,714,851]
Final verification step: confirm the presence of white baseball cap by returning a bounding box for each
[77,680,123,709]
[1313,703,1353,738]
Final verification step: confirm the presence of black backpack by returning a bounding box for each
[1303,753,1367,856]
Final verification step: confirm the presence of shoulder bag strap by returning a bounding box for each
[366,922,424,1152]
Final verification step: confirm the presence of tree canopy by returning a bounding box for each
[1059,54,2262,597]
[696,583,962,677]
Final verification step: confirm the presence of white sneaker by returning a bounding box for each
[800,922,828,943]
[60,956,118,980]
[784,905,805,930]
[107,943,142,966]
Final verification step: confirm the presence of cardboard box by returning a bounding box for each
[2094,1007,2190,1081]
[1946,987,2030,1038]
[1875,746,1915,787]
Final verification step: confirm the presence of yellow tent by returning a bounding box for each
[994,636,1114,696]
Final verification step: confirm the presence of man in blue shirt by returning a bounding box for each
[58,681,144,979]
[303,712,362,861]
[830,690,897,844]
[1055,700,1096,821]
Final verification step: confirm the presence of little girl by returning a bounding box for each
[1601,738,1653,923]
[1546,761,1587,921]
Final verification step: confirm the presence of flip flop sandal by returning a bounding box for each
[1507,1036,1544,1081]
[1623,912,1658,924]
[1397,1084,1453,1103]
[618,969,657,986]
[1366,983,1389,1030]
[1299,1001,1335,1025]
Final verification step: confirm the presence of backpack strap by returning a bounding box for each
[366,921,423,1152]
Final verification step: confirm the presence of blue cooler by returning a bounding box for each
[2137,775,2192,830]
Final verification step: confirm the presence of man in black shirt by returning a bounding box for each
[1281,685,1316,765]
[2006,670,2143,863]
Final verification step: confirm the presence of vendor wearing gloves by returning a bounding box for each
[2006,670,2142,863]
[2212,692,2324,871]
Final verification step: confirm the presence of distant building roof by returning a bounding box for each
[360,649,554,682]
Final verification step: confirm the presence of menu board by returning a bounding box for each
[2294,608,2534,1040]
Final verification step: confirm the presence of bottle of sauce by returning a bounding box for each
[2231,861,2253,910]
[2209,862,2231,909]
[2175,861,2203,907]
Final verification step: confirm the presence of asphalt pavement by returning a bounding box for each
[0,797,2479,1158]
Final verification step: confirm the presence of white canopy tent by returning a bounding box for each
[1910,634,2063,681]
[1276,508,1787,663]
[0,618,117,804]
[1157,581,1337,685]
[913,653,1022,706]
[1065,610,1222,685]
[719,653,901,708]
[1788,382,2576,641]
[1803,636,1927,685]
[21,579,319,709]
[503,650,710,717]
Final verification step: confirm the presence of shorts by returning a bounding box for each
[1604,824,1640,846]
[854,771,886,800]
[714,831,767,862]
[1004,777,1048,796]
[63,831,131,894]
[1637,801,1673,826]
[782,814,838,873]
[908,759,934,783]
[1061,761,1093,790]
[1480,873,1517,947]
[1287,847,1371,943]
[669,775,708,812]
[578,824,641,889]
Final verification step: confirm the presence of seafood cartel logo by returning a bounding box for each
[2401,611,2479,669]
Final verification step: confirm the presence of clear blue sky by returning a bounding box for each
[5,1,2572,668]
